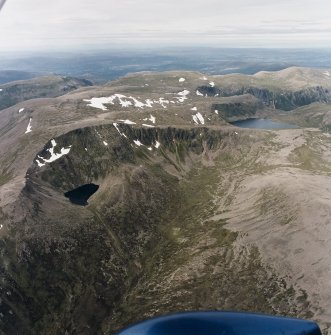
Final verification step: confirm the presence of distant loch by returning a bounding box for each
[230,118,298,130]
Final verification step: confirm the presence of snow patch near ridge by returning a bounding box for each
[143,115,156,124]
[113,122,127,138]
[118,119,136,125]
[36,139,72,167]
[25,118,32,134]
[156,97,169,108]
[192,112,205,125]
[85,91,191,111]
[176,90,190,103]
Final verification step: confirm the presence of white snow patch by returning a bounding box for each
[191,107,197,111]
[147,147,153,151]
[197,113,205,124]
[178,90,190,96]
[118,119,136,125]
[192,112,205,125]
[129,97,145,108]
[0,89,2,92]
[209,81,215,87]
[25,118,32,134]
[85,90,191,111]
[142,124,155,128]
[36,159,45,167]
[215,110,219,114]
[113,122,121,134]
[234,131,238,135]
[145,99,154,107]
[84,94,133,110]
[134,140,143,146]
[113,123,127,138]
[85,148,88,152]
[118,97,132,108]
[84,96,116,110]
[156,97,169,108]
[149,115,156,123]
[19,108,25,113]
[179,77,186,82]
[143,115,156,124]
[0,224,3,229]
[36,139,72,167]
[196,90,203,96]
[176,90,190,103]
[103,141,108,146]
[154,141,161,149]
[202,76,208,80]
[324,71,330,77]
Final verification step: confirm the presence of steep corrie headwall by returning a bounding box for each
[0,125,227,334]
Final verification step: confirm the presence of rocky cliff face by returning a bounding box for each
[197,85,331,111]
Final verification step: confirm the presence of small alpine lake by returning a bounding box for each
[230,118,298,129]
[64,183,99,206]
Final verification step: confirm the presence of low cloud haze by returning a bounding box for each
[0,0,331,51]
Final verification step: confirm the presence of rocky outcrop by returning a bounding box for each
[211,95,263,121]
[197,85,331,111]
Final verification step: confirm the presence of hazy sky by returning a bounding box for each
[0,0,331,51]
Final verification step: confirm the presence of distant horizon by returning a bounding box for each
[1,47,331,85]
[1,46,331,58]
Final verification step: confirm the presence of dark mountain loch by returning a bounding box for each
[64,183,99,205]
